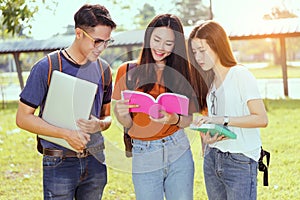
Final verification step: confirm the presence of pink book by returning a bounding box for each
[121,90,189,119]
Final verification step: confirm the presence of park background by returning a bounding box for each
[0,0,300,199]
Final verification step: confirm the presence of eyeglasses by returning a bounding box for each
[81,29,114,48]
[210,91,217,115]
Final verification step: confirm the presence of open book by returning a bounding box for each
[190,124,237,139]
[121,90,189,119]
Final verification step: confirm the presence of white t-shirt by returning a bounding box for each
[207,65,262,161]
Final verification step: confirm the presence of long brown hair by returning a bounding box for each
[132,14,193,97]
[187,20,237,111]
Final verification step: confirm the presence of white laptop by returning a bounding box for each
[39,70,98,152]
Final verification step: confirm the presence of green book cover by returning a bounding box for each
[190,124,237,139]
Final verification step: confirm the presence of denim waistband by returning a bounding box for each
[131,129,191,173]
[206,146,253,161]
[132,129,185,146]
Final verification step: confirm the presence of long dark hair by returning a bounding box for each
[187,20,237,111]
[132,14,192,97]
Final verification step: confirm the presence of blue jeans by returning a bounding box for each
[132,129,194,200]
[203,147,258,200]
[43,154,107,200]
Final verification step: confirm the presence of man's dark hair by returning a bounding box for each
[74,4,116,30]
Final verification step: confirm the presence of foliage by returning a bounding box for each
[0,0,58,37]
[175,0,210,26]
[0,0,39,36]
[232,39,274,62]
[102,46,142,69]
[286,37,300,59]
[133,3,156,29]
[231,37,300,64]
[0,100,300,199]
[260,1,299,65]
[263,6,298,19]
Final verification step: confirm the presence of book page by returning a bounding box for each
[122,90,160,118]
[157,93,189,116]
[122,90,189,118]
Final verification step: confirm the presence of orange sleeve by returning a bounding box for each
[112,62,128,100]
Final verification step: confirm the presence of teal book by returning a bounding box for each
[190,124,237,139]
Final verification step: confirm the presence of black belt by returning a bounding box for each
[43,148,91,158]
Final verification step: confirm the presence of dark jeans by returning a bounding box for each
[43,154,107,200]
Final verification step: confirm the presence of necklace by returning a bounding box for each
[64,49,79,65]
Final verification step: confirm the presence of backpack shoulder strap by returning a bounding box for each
[47,50,62,86]
[97,58,112,92]
[123,62,137,158]
[126,62,137,90]
[37,50,62,154]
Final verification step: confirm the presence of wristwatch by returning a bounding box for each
[223,116,229,126]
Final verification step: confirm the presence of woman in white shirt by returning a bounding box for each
[188,20,268,200]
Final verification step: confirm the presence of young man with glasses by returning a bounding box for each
[81,29,114,48]
[16,4,116,200]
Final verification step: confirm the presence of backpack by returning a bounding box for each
[123,62,137,157]
[36,50,112,153]
[258,147,271,186]
[46,50,112,92]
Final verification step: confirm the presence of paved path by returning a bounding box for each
[1,78,300,102]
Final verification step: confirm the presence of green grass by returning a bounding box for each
[248,64,300,79]
[0,100,300,200]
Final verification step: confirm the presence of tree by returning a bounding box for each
[262,2,299,65]
[175,0,210,26]
[0,0,58,37]
[0,0,37,36]
[134,3,156,29]
[263,6,298,20]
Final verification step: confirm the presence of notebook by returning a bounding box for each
[39,70,98,152]
[190,124,237,139]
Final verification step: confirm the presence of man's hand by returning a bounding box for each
[76,115,112,133]
[65,130,90,152]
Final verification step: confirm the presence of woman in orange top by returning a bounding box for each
[112,14,196,200]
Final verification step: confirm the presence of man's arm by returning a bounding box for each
[76,102,112,133]
[99,102,112,131]
[16,100,90,151]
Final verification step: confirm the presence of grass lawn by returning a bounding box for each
[248,64,300,79]
[0,100,299,199]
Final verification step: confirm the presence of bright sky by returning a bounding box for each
[28,0,300,39]
[29,0,175,39]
